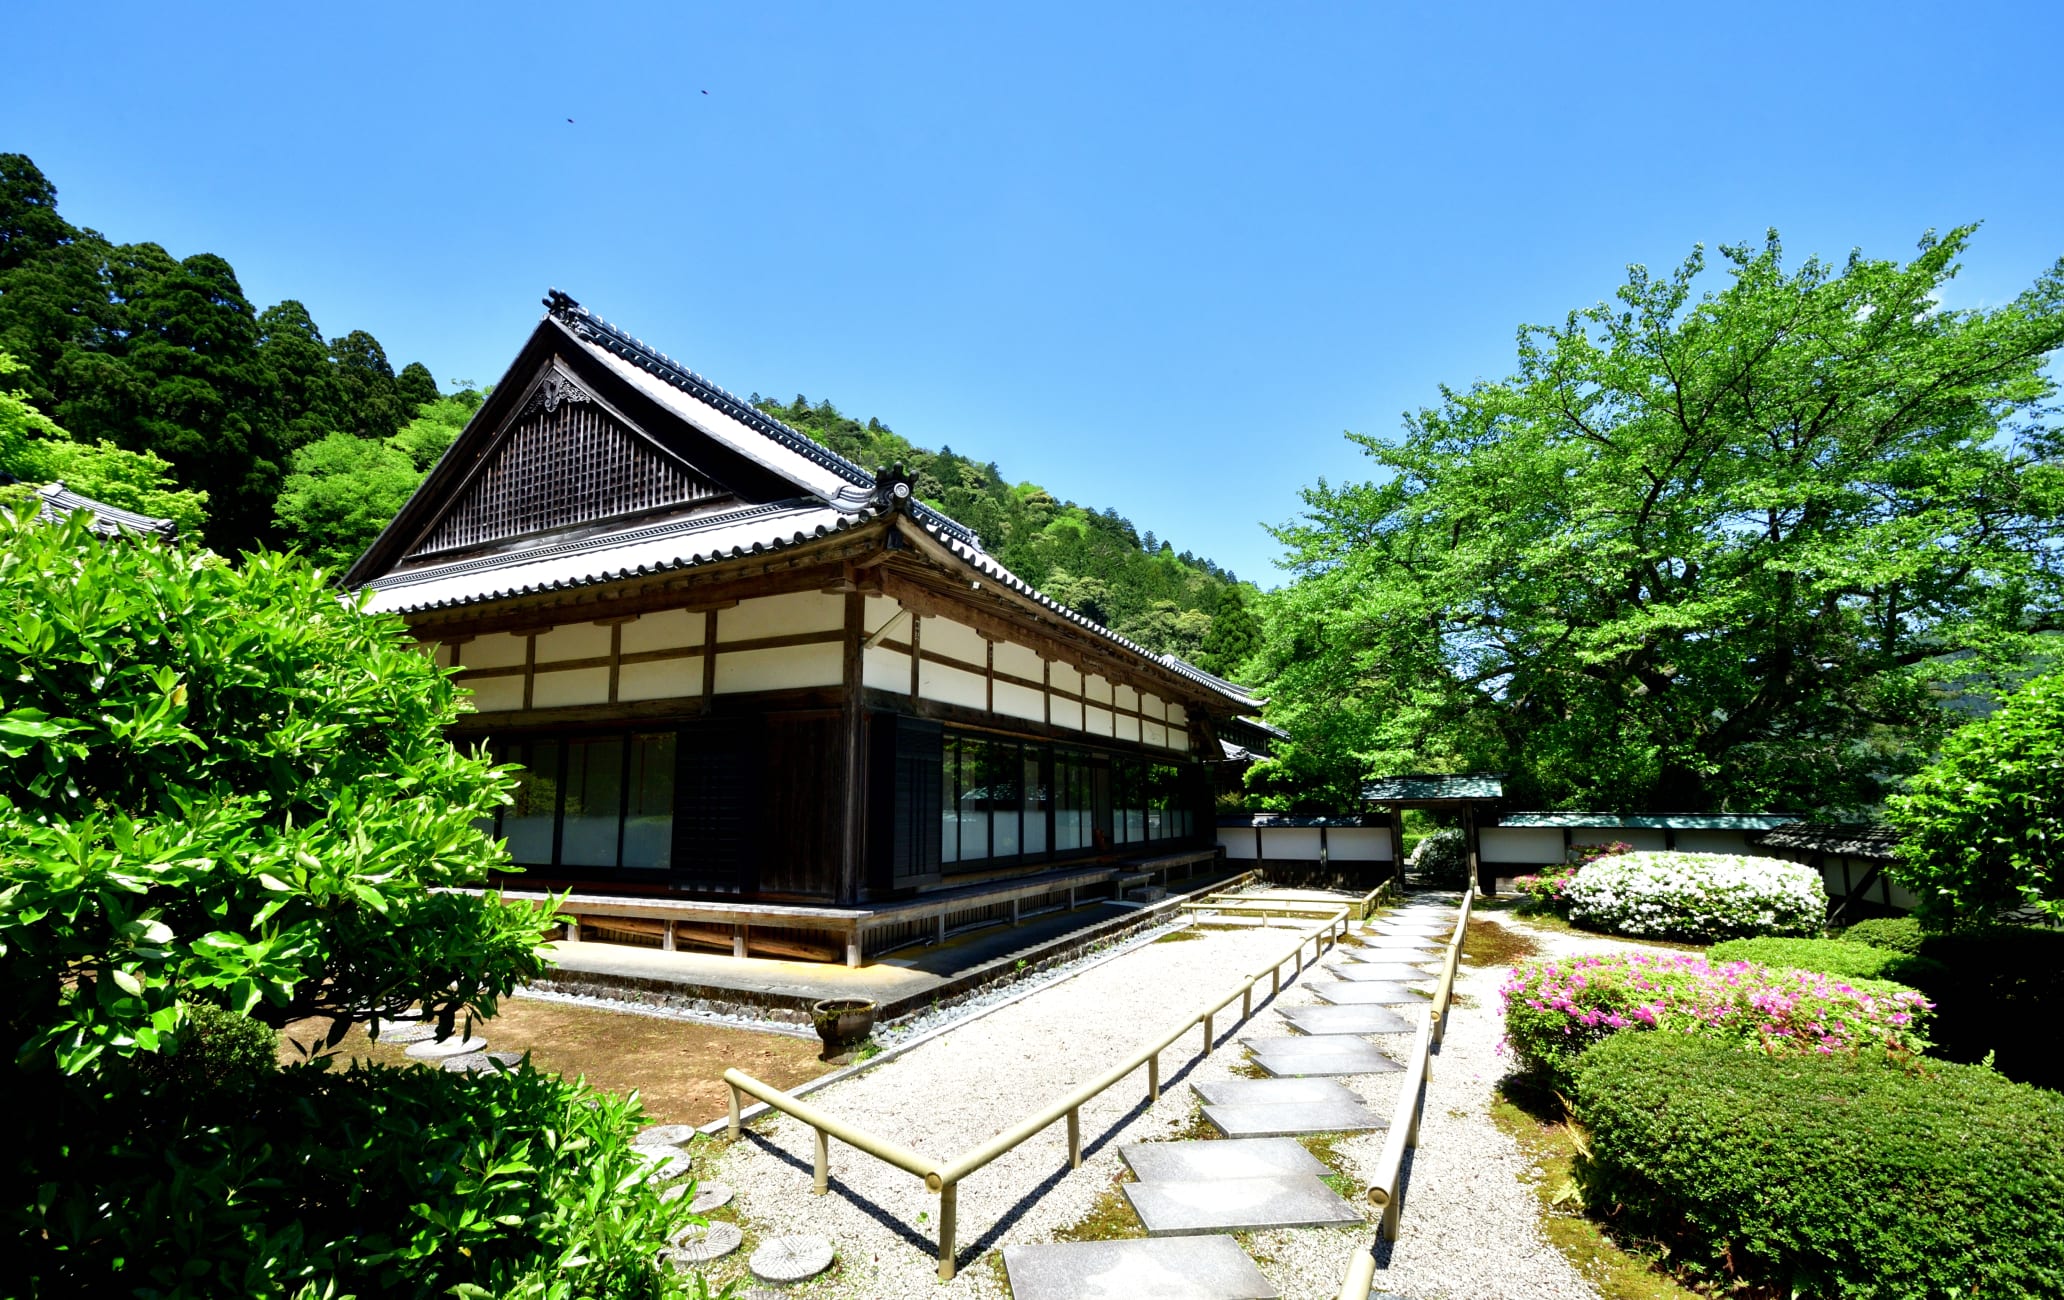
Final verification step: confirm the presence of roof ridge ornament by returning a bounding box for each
[870,462,916,513]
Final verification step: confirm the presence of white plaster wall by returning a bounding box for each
[1481,827,1565,865]
[1051,661,1083,696]
[923,616,988,666]
[465,632,528,669]
[1116,714,1141,743]
[722,591,845,641]
[620,608,704,654]
[1168,702,1188,726]
[995,681,1045,723]
[920,659,988,710]
[863,595,902,636]
[1142,720,1167,748]
[1085,675,1113,704]
[464,675,524,712]
[1219,828,1259,860]
[1084,705,1114,736]
[1050,697,1084,730]
[618,657,700,702]
[994,640,1042,682]
[863,646,911,694]
[1140,693,1166,722]
[1261,827,1322,859]
[1114,684,1139,714]
[1328,828,1393,862]
[534,621,612,664]
[716,643,843,693]
[1168,727,1188,752]
[532,666,610,708]
[431,642,453,667]
[1676,830,1751,855]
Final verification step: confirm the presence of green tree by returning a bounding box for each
[257,299,344,451]
[1887,670,2064,928]
[396,360,440,410]
[1258,229,2064,812]
[1196,585,1263,679]
[274,392,481,568]
[0,351,207,533]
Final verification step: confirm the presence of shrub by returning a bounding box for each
[1905,925,2064,1091]
[1887,669,2064,929]
[1563,850,1824,941]
[1705,936,1944,987]
[1502,951,1931,1093]
[1408,826,1469,887]
[1572,1034,2064,1299]
[131,1001,280,1098]
[1512,865,1578,915]
[1840,914,1924,953]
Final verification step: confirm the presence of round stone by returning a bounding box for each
[688,1181,734,1213]
[638,1123,698,1147]
[669,1220,743,1262]
[369,1020,437,1044]
[439,1052,490,1072]
[639,1151,693,1185]
[749,1235,834,1283]
[405,1034,488,1059]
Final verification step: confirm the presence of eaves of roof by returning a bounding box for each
[1498,812,1802,831]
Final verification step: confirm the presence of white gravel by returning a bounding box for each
[693,899,1671,1299]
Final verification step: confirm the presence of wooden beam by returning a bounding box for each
[839,591,867,906]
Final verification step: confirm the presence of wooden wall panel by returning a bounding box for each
[676,718,754,894]
[759,713,844,897]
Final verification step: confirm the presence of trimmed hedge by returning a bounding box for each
[1563,851,1825,941]
[1573,1034,2064,1299]
[1840,915,1925,954]
[1705,936,1944,987]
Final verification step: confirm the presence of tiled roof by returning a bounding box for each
[1749,822,1901,858]
[362,500,861,614]
[1364,774,1505,802]
[35,482,178,539]
[1498,812,1801,831]
[1217,814,1378,828]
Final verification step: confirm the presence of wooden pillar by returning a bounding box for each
[838,592,866,905]
[731,924,747,958]
[1466,806,1491,896]
[1388,806,1406,887]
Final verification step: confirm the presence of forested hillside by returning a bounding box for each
[751,396,1261,670]
[0,154,1261,672]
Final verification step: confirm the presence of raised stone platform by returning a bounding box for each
[1123,1174,1364,1236]
[1002,1237,1278,1299]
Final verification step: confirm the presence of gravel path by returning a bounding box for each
[699,901,1674,1299]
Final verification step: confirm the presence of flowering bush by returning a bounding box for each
[1568,839,1634,866]
[1563,851,1825,941]
[1502,951,1932,1092]
[1513,865,1579,915]
[1407,827,1469,887]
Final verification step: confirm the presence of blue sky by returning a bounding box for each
[8,2,2061,583]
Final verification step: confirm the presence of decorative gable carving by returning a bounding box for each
[411,371,725,557]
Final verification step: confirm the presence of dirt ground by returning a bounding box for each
[279,995,833,1126]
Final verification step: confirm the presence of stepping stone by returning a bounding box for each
[639,1123,698,1147]
[638,1151,694,1185]
[1203,1099,1387,1137]
[688,1180,734,1213]
[369,1020,437,1044]
[1355,937,1442,953]
[1193,1077,1359,1107]
[1280,1005,1417,1035]
[440,1050,523,1072]
[1308,982,1430,1006]
[1243,1036,1402,1077]
[406,1034,487,1059]
[1323,962,1435,981]
[749,1235,835,1282]
[1121,1136,1326,1182]
[1123,1175,1364,1235]
[1004,1236,1278,1299]
[668,1220,743,1263]
[1373,926,1448,939]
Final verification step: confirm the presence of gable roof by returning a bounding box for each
[34,482,179,539]
[1748,822,1901,859]
[347,292,1256,710]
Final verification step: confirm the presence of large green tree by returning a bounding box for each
[1257,229,2064,812]
[0,350,208,533]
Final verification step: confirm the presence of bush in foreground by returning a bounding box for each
[1502,951,1930,1093]
[1573,1034,2064,1299]
[1563,851,1824,941]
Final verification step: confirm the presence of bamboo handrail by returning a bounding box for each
[725,902,1362,1280]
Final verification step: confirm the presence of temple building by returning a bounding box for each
[345,292,1255,963]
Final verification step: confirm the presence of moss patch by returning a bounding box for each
[1490,1081,1701,1300]
[1154,927,1205,943]
[1052,1176,1146,1244]
[1460,916,1540,967]
[1294,1131,1368,1203]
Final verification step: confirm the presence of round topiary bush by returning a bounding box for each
[1408,827,1469,887]
[1502,950,1931,1093]
[1572,1033,2064,1299]
[1840,915,1925,953]
[1563,851,1825,941]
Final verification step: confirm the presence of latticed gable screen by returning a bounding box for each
[415,390,725,555]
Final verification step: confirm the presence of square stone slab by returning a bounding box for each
[1004,1236,1278,1299]
[1243,1036,1402,1076]
[1121,1137,1327,1182]
[1308,981,1431,1006]
[1281,1005,1418,1035]
[1373,926,1448,939]
[1355,936,1443,951]
[1204,1099,1387,1137]
[1323,961,1436,981]
[1193,1077,1359,1107]
[1123,1175,1365,1236]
